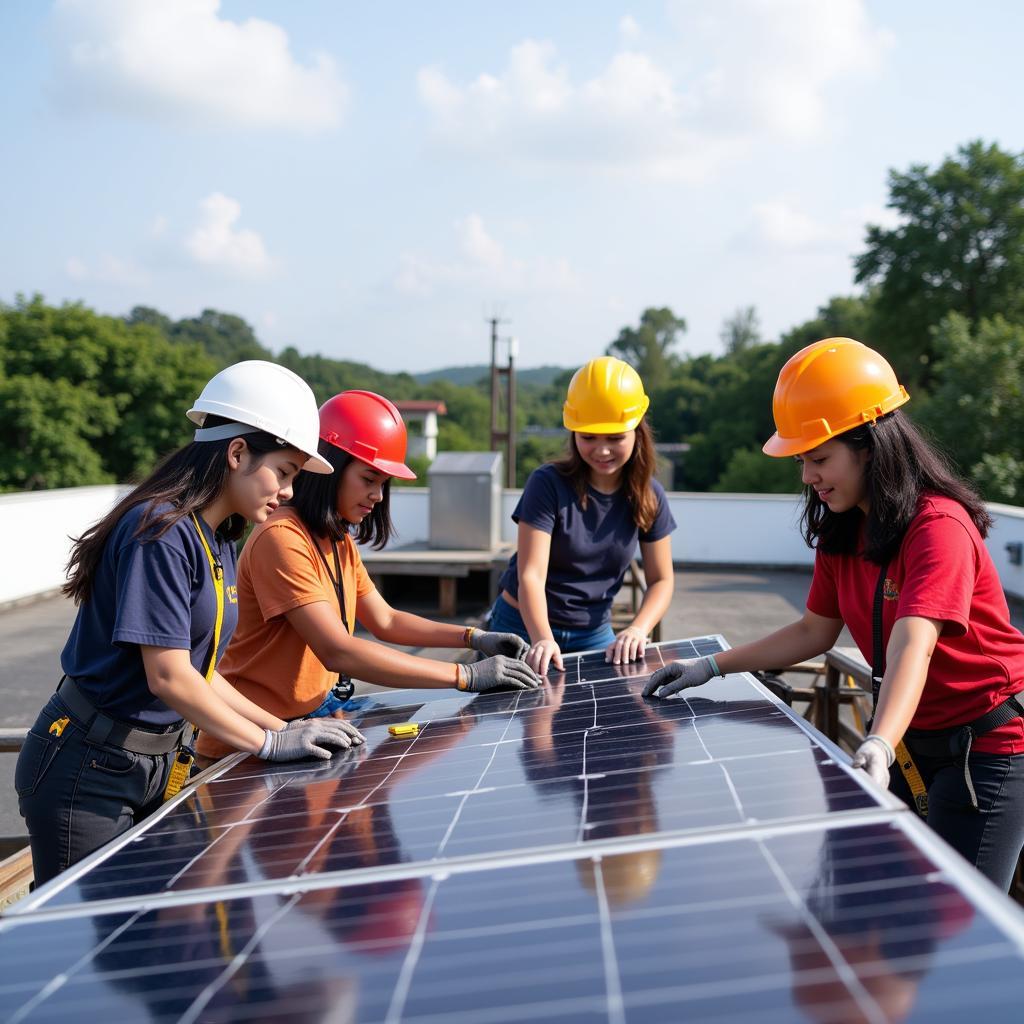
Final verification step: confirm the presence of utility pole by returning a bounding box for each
[487,314,517,487]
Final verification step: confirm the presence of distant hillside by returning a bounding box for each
[414,364,569,389]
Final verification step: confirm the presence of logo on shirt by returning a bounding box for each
[883,577,899,601]
[226,584,238,605]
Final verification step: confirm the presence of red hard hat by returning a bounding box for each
[318,391,417,480]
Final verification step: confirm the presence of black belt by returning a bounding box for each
[903,688,1024,810]
[57,677,187,756]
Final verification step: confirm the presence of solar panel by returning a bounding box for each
[4,636,1024,1022]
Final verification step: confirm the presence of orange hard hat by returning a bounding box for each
[762,338,910,458]
[319,390,417,480]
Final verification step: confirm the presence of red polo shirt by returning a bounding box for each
[807,495,1024,754]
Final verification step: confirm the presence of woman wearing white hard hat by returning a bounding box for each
[16,361,365,886]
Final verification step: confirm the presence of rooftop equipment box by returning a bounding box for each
[427,451,503,550]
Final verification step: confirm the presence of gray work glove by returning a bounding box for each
[259,720,360,762]
[850,734,895,789]
[469,629,530,660]
[643,656,717,698]
[283,715,365,745]
[458,655,542,692]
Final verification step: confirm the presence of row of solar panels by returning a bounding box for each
[3,637,1023,1022]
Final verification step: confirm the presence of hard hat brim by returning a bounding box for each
[762,432,816,458]
[304,452,336,475]
[564,416,646,433]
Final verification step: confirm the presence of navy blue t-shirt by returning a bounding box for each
[61,503,239,726]
[497,464,676,628]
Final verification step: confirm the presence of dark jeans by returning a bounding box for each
[16,694,175,886]
[889,746,1024,892]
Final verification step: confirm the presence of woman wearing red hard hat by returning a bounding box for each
[197,390,539,757]
[645,338,1024,892]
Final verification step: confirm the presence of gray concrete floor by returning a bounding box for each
[3,571,1022,841]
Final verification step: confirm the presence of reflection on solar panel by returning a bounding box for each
[3,636,1024,1022]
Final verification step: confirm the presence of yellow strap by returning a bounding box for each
[190,512,224,684]
[162,513,225,803]
[895,740,929,817]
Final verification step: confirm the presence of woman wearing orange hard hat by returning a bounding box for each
[493,356,677,675]
[197,390,539,759]
[646,338,1024,892]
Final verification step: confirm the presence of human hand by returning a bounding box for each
[282,712,366,745]
[605,626,647,664]
[457,655,543,692]
[850,734,894,789]
[260,720,361,762]
[470,629,530,660]
[283,715,365,745]
[526,638,563,675]
[642,656,717,698]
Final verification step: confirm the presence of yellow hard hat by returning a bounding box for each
[563,356,650,433]
[762,338,910,458]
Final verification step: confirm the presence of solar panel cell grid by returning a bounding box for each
[5,636,1024,1023]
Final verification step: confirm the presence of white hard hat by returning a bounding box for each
[187,360,333,474]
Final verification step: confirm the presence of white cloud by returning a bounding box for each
[185,193,272,276]
[418,0,891,178]
[65,252,149,286]
[619,15,641,42]
[394,213,579,298]
[50,0,347,131]
[747,198,904,250]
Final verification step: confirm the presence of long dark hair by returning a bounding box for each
[289,439,396,549]
[802,409,992,564]
[551,418,659,531]
[64,416,296,604]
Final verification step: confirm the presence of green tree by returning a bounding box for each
[169,309,271,367]
[712,446,801,494]
[606,307,686,388]
[720,306,761,355]
[855,140,1024,384]
[919,313,1024,502]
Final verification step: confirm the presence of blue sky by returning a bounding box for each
[1,1,1021,372]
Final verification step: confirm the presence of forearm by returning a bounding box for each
[369,610,467,649]
[150,672,268,754]
[628,579,674,636]
[209,672,286,731]
[869,647,931,749]
[324,634,458,689]
[518,575,555,643]
[714,618,835,675]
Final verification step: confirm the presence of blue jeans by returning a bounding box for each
[489,594,615,654]
[301,688,351,719]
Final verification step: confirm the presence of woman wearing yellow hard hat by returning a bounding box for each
[646,338,1024,892]
[492,356,677,674]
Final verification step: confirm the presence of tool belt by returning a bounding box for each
[901,689,1024,811]
[57,677,187,756]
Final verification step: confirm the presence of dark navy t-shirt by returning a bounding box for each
[61,503,239,726]
[497,464,676,628]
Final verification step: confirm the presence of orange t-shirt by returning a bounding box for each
[196,507,376,758]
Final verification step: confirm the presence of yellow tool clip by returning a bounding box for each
[48,717,70,737]
[388,723,419,738]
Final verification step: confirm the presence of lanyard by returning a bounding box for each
[310,530,349,634]
[162,513,225,802]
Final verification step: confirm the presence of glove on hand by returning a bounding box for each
[642,656,717,698]
[458,655,542,692]
[850,734,895,789]
[283,715,365,745]
[470,629,530,660]
[260,720,360,762]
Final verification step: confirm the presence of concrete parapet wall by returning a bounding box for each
[4,486,1024,604]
